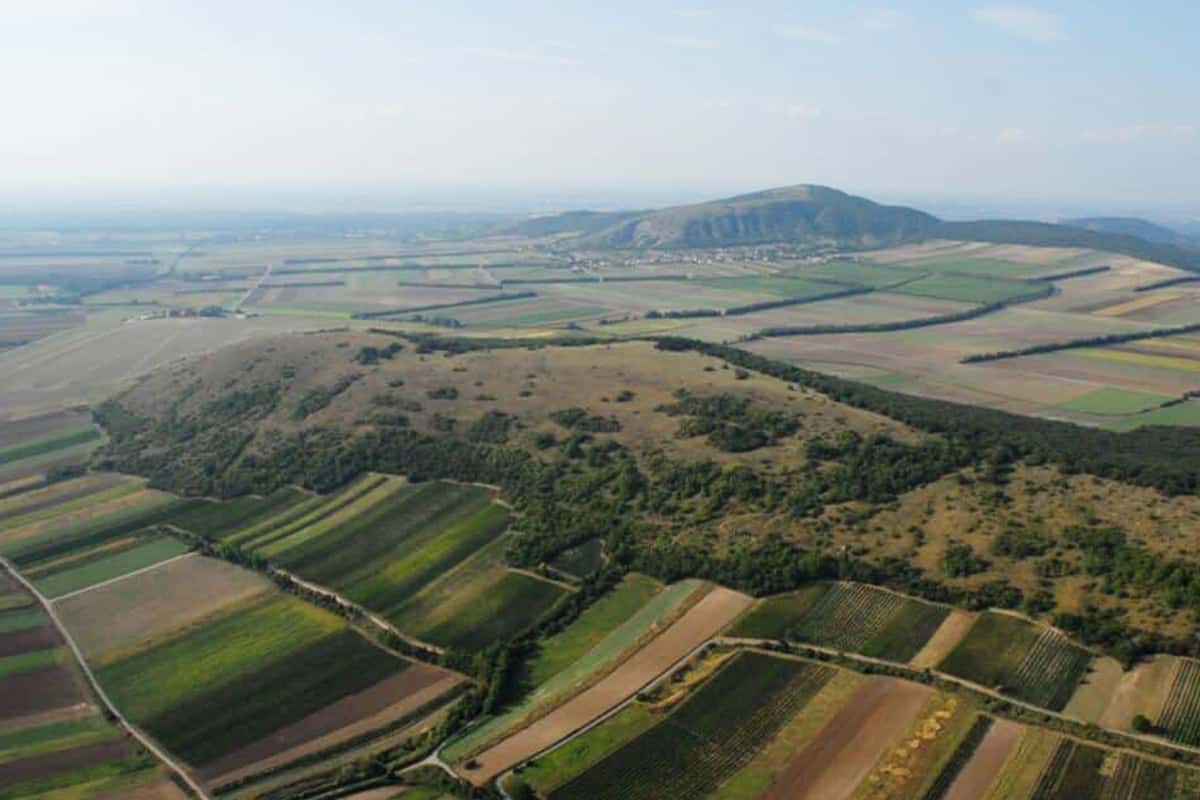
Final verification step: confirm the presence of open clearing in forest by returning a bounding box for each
[459,585,753,784]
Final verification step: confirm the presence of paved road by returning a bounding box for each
[2,559,213,800]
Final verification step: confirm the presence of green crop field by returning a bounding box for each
[94,587,407,766]
[0,648,64,679]
[793,261,922,288]
[519,704,658,795]
[443,578,702,763]
[525,574,661,686]
[138,629,404,765]
[892,272,1036,304]
[409,569,568,652]
[272,481,505,609]
[163,486,311,541]
[0,479,142,533]
[0,608,47,633]
[4,494,195,564]
[31,535,190,599]
[254,476,402,558]
[1105,399,1200,431]
[549,652,835,800]
[0,715,117,763]
[1057,386,1173,415]
[693,275,843,299]
[97,593,341,718]
[232,473,391,553]
[901,256,1047,279]
[730,582,949,662]
[0,427,102,468]
[938,613,1091,710]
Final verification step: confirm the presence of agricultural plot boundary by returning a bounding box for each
[961,321,1200,364]
[0,558,212,800]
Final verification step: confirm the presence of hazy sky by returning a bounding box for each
[3,1,1198,214]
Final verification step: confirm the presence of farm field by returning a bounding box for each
[938,612,1092,711]
[0,310,328,418]
[91,590,418,770]
[171,475,560,653]
[443,577,703,764]
[457,585,753,783]
[727,581,950,662]
[545,651,837,800]
[0,577,173,799]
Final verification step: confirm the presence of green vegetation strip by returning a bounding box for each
[33,536,191,599]
[5,494,193,564]
[0,480,142,534]
[164,486,311,541]
[0,648,63,679]
[0,608,47,633]
[0,428,102,467]
[519,704,658,795]
[0,716,116,762]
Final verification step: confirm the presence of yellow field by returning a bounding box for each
[1092,292,1183,317]
[1138,337,1200,356]
[1077,348,1200,373]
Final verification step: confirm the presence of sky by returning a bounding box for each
[2,1,1198,217]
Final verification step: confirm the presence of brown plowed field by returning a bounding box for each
[0,474,125,520]
[943,718,1022,800]
[910,610,975,669]
[204,664,462,783]
[0,737,130,788]
[56,553,272,661]
[0,410,90,447]
[461,585,754,785]
[0,666,85,720]
[759,676,932,800]
[0,624,59,658]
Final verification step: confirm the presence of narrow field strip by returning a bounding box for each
[48,551,197,603]
[459,585,753,784]
[35,538,193,600]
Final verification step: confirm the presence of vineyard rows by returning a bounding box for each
[791,583,903,651]
[1159,659,1200,746]
[1011,628,1093,710]
[550,654,834,800]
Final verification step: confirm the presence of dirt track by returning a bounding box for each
[461,585,753,785]
[759,676,931,800]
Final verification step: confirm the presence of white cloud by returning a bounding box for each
[1082,124,1198,143]
[775,25,842,44]
[861,9,905,32]
[997,126,1031,143]
[661,35,719,50]
[973,7,1065,43]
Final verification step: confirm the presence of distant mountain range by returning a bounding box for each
[501,184,1200,273]
[1062,216,1198,247]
